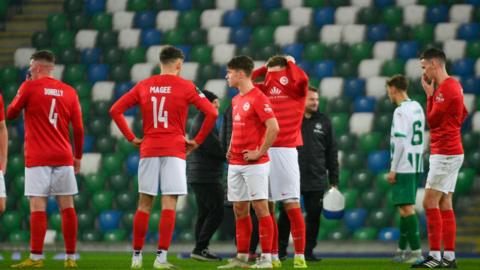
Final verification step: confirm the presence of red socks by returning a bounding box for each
[61,208,77,254]
[441,210,456,251]
[287,207,305,254]
[426,208,442,251]
[133,210,150,251]
[259,216,274,254]
[30,211,47,255]
[236,216,252,254]
[270,213,279,255]
[158,209,176,250]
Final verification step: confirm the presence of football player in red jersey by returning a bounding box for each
[218,56,279,269]
[411,48,468,269]
[8,50,84,268]
[110,46,217,269]
[0,93,7,213]
[252,55,309,268]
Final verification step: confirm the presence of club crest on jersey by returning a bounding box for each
[270,87,282,95]
[234,113,241,121]
[314,123,324,134]
[435,92,444,103]
[279,76,289,85]
[264,104,273,113]
[243,102,250,111]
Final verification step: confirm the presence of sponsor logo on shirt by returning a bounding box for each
[44,88,63,97]
[279,76,289,85]
[313,123,324,134]
[264,104,273,113]
[150,86,171,94]
[234,113,241,122]
[243,102,250,111]
[435,92,444,103]
[270,87,282,95]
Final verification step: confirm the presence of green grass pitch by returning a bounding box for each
[0,253,479,269]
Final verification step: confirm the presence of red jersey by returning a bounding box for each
[7,77,84,167]
[252,61,308,147]
[427,77,468,155]
[110,74,218,159]
[0,94,4,121]
[230,88,276,165]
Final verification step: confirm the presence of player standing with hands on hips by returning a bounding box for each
[110,46,218,269]
[8,50,84,268]
[412,48,468,269]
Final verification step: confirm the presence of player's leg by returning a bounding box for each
[12,167,52,268]
[153,157,187,269]
[267,201,280,266]
[303,191,323,261]
[0,171,6,213]
[277,203,290,260]
[398,205,422,264]
[190,184,210,258]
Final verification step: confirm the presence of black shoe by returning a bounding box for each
[305,253,321,262]
[442,258,457,268]
[190,249,222,261]
[278,252,287,261]
[411,255,442,268]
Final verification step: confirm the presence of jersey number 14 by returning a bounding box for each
[152,96,168,128]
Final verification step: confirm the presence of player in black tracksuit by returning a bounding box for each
[278,87,339,261]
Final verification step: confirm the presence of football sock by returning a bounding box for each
[157,209,175,251]
[441,210,456,256]
[270,213,279,255]
[426,208,442,256]
[399,216,408,250]
[259,216,274,254]
[405,214,421,251]
[236,216,252,254]
[30,211,47,256]
[61,207,78,255]
[133,210,150,251]
[156,249,167,263]
[287,207,306,255]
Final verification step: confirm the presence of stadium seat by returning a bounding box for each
[344,208,368,231]
[412,24,434,45]
[282,44,304,61]
[375,171,391,193]
[109,173,130,191]
[92,81,115,101]
[131,63,154,82]
[53,30,74,49]
[146,45,164,64]
[374,113,392,133]
[427,5,448,24]
[320,77,343,99]
[70,14,90,31]
[353,227,377,241]
[369,209,393,228]
[268,9,289,26]
[378,227,400,241]
[63,64,86,84]
[435,23,459,42]
[350,42,373,62]
[458,23,480,41]
[118,29,140,49]
[51,65,64,81]
[127,0,150,11]
[190,45,212,64]
[135,11,157,30]
[328,97,352,114]
[389,25,411,41]
[359,59,383,78]
[74,30,98,50]
[368,150,390,173]
[82,230,101,242]
[405,59,423,78]
[252,26,275,47]
[303,43,326,62]
[64,0,84,14]
[472,112,480,132]
[31,31,52,48]
[80,153,102,175]
[200,9,223,29]
[297,26,319,44]
[92,13,113,31]
[373,41,396,60]
[344,78,365,99]
[321,25,343,45]
[335,6,359,25]
[47,14,67,33]
[313,60,335,79]
[381,59,405,77]
[208,27,231,45]
[85,0,106,15]
[212,44,236,65]
[337,133,356,152]
[274,26,299,46]
[156,11,179,31]
[403,5,426,26]
[358,132,382,153]
[223,9,245,28]
[456,168,475,196]
[349,112,374,135]
[95,135,115,154]
[204,79,227,99]
[124,47,146,66]
[462,77,480,95]
[116,191,137,210]
[99,210,122,232]
[84,173,106,193]
[313,7,335,27]
[452,58,475,77]
[78,211,95,231]
[383,6,403,27]
[179,10,200,30]
[450,4,473,23]
[357,7,378,25]
[289,7,312,27]
[173,0,193,11]
[343,25,366,45]
[337,60,357,78]
[107,0,127,12]
[367,24,388,42]
[96,31,118,49]
[330,113,349,135]
[397,41,419,61]
[81,48,101,65]
[14,48,35,68]
[126,152,140,176]
[178,62,197,81]
[467,41,480,59]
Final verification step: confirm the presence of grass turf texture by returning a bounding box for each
[0,253,479,269]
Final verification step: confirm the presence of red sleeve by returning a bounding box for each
[0,94,5,121]
[253,93,275,123]
[109,84,140,141]
[187,85,218,144]
[7,82,30,120]
[427,86,455,128]
[71,93,84,159]
[252,66,267,81]
[286,61,308,98]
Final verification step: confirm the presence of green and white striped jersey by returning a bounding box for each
[390,99,425,173]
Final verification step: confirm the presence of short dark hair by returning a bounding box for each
[266,55,288,68]
[31,50,55,63]
[420,48,446,64]
[227,55,254,76]
[159,46,184,64]
[386,74,408,91]
[308,86,318,93]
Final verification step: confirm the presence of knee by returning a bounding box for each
[0,199,5,213]
[399,205,415,217]
[439,197,453,211]
[234,203,249,218]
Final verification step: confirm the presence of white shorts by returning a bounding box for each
[0,171,6,198]
[138,157,187,196]
[268,148,300,202]
[25,166,77,197]
[426,154,464,194]
[227,162,270,202]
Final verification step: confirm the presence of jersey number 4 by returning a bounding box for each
[49,98,58,128]
[151,96,168,128]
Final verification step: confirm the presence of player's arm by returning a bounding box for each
[0,120,7,173]
[187,88,218,146]
[426,93,455,128]
[243,117,279,161]
[286,60,309,98]
[252,65,267,81]
[325,117,339,187]
[71,94,84,173]
[388,111,407,184]
[109,86,140,144]
[6,82,30,120]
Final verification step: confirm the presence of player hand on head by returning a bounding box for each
[387,171,397,184]
[242,147,261,162]
[421,73,435,97]
[284,55,295,63]
[131,137,143,147]
[185,139,199,155]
